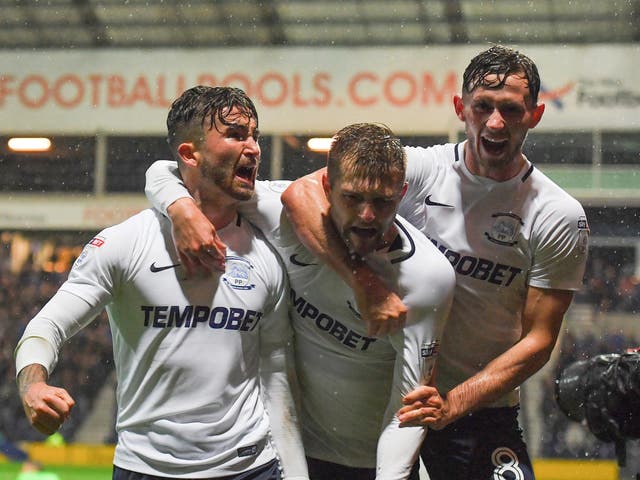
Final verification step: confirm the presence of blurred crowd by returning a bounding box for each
[0,232,114,444]
[0,231,638,457]
[575,250,640,314]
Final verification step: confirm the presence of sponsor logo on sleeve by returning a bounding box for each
[89,236,105,247]
[237,445,258,457]
[577,215,590,254]
[74,235,105,267]
[421,341,439,359]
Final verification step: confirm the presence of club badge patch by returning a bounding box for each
[222,256,256,290]
[485,212,523,246]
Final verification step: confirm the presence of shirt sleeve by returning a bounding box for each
[145,160,192,215]
[15,290,107,376]
[15,225,124,377]
[528,199,589,291]
[376,252,455,479]
[259,263,309,480]
[375,325,429,479]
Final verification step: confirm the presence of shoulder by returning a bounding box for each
[404,142,458,164]
[86,209,160,249]
[255,179,292,195]
[403,143,460,188]
[235,219,286,280]
[394,216,455,284]
[527,167,587,219]
[75,209,162,263]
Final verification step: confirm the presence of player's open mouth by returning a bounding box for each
[350,226,377,238]
[481,137,508,155]
[235,165,256,184]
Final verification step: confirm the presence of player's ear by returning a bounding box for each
[453,95,465,121]
[400,181,408,198]
[529,103,545,129]
[321,171,331,197]
[177,143,198,167]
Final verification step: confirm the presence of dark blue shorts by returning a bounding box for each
[420,406,534,480]
[306,456,420,480]
[112,458,281,480]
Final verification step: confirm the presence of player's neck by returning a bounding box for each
[193,190,240,230]
[464,146,526,182]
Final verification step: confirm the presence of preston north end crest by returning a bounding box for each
[222,256,256,290]
[485,212,523,247]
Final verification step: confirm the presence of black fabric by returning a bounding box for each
[420,406,534,480]
[557,352,640,443]
[306,456,420,480]
[112,459,281,480]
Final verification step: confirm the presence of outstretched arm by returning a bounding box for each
[398,286,573,428]
[15,289,102,435]
[145,160,226,274]
[281,169,407,337]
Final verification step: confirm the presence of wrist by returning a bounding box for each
[167,197,198,222]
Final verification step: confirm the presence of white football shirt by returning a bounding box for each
[231,181,455,477]
[399,142,590,407]
[144,165,456,478]
[16,209,307,479]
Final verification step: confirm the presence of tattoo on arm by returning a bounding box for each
[17,364,48,396]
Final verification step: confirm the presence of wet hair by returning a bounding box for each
[166,85,258,156]
[462,45,541,105]
[326,123,406,187]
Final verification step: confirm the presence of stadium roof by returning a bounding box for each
[1,0,638,50]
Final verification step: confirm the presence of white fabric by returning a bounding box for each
[399,142,590,407]
[145,166,455,478]
[244,181,455,478]
[15,208,308,479]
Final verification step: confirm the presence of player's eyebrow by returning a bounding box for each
[226,122,260,138]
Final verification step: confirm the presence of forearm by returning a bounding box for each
[445,287,573,419]
[444,334,554,421]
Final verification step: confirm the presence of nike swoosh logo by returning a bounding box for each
[289,254,317,267]
[424,195,454,208]
[347,300,361,319]
[150,262,181,273]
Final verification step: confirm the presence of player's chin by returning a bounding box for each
[232,185,255,201]
[347,235,378,257]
